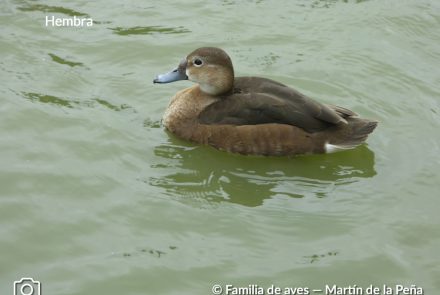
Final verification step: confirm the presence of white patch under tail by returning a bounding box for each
[325,142,356,153]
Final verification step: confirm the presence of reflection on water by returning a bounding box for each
[109,26,190,36]
[115,246,177,259]
[48,53,84,68]
[303,250,339,264]
[149,133,376,207]
[23,92,75,108]
[22,92,133,111]
[17,3,90,17]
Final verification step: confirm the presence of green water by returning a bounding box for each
[1,0,440,294]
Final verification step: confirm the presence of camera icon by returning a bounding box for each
[13,278,41,295]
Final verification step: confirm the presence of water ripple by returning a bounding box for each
[109,26,190,36]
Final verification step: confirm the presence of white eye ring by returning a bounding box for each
[194,58,203,67]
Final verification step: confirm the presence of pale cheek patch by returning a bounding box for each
[186,69,197,82]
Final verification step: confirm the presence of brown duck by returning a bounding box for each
[153,47,377,156]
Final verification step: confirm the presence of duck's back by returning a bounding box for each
[199,77,356,133]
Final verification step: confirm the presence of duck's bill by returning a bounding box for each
[153,68,188,83]
[153,58,188,84]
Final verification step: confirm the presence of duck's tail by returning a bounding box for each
[324,118,378,153]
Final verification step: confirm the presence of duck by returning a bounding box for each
[153,47,377,156]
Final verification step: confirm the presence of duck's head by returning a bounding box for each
[154,47,234,96]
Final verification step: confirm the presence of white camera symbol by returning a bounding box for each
[13,278,41,295]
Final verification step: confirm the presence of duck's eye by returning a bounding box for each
[194,58,203,67]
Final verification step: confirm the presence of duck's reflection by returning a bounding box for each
[150,134,376,207]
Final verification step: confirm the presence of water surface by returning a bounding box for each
[1,0,439,294]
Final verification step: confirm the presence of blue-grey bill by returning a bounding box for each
[153,68,188,83]
[154,58,188,84]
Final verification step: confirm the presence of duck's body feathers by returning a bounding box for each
[199,77,350,133]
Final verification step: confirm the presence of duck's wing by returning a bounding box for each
[198,77,355,132]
